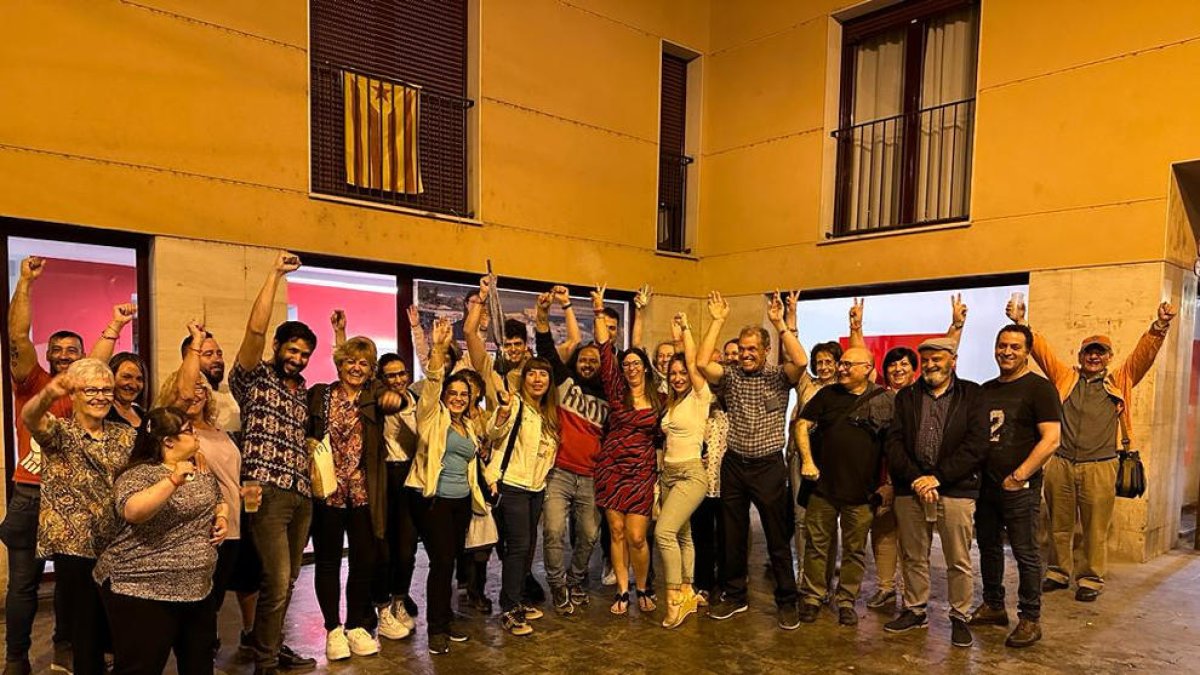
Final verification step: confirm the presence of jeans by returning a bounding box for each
[894,495,975,620]
[720,452,798,607]
[101,582,214,675]
[372,461,418,606]
[53,555,106,675]
[407,490,471,637]
[801,494,873,608]
[689,496,725,594]
[494,484,544,613]
[1,483,68,661]
[249,485,312,669]
[655,460,707,588]
[312,502,378,631]
[541,468,600,590]
[976,476,1043,620]
[1044,455,1118,591]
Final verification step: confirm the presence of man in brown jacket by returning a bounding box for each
[1007,299,1175,602]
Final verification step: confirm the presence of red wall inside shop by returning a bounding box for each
[286,283,398,385]
[27,258,138,358]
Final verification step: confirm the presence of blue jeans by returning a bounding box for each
[495,484,544,613]
[0,483,68,661]
[976,476,1042,620]
[541,469,599,590]
[249,485,312,669]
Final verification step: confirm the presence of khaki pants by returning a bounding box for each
[801,494,873,607]
[894,495,975,620]
[1043,455,1118,591]
[870,507,900,593]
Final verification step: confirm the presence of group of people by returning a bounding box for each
[0,250,1176,674]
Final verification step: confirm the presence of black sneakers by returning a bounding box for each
[552,586,575,615]
[427,634,450,656]
[1075,587,1100,602]
[838,606,859,626]
[708,599,748,620]
[884,610,929,633]
[1042,578,1069,593]
[777,604,801,630]
[278,644,316,671]
[950,617,974,648]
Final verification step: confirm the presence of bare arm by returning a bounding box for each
[463,277,489,373]
[407,306,432,373]
[331,309,347,348]
[551,285,580,361]
[770,291,808,384]
[8,257,43,381]
[631,284,650,350]
[237,252,300,372]
[123,461,196,524]
[946,294,967,345]
[696,291,728,383]
[796,419,818,479]
[676,312,708,394]
[21,373,71,435]
[1010,421,1061,484]
[848,297,865,349]
[88,303,138,363]
[168,321,208,408]
[591,283,611,346]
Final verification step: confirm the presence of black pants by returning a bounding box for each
[372,461,419,606]
[0,484,69,661]
[101,582,213,675]
[54,555,107,675]
[312,502,378,631]
[690,496,725,594]
[494,485,544,613]
[720,452,798,607]
[208,540,241,618]
[408,490,471,637]
[976,476,1043,621]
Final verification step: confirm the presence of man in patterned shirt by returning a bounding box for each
[697,290,809,630]
[231,251,318,675]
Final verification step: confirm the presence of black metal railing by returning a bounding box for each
[657,152,694,253]
[832,97,975,236]
[311,62,474,217]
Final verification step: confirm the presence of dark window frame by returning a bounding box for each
[832,0,979,236]
[657,50,694,254]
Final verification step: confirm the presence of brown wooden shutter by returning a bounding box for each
[311,0,471,216]
[657,52,690,253]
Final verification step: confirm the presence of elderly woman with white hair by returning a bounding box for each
[21,357,137,675]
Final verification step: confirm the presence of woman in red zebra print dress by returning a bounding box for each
[590,284,665,616]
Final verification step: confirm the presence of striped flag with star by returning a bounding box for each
[343,70,423,194]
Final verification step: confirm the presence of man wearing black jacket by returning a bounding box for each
[883,337,987,648]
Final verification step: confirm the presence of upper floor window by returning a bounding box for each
[657,48,697,254]
[833,0,980,236]
[310,0,472,217]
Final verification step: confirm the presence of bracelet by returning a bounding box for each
[951,322,965,330]
[168,474,185,488]
[561,303,573,310]
[214,514,228,521]
[100,331,119,340]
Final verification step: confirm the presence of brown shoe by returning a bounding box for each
[968,603,1010,627]
[1005,618,1042,648]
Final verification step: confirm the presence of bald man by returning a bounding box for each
[794,346,895,626]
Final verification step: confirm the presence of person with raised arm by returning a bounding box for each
[1008,298,1174,602]
[404,318,488,655]
[534,286,609,615]
[655,312,712,629]
[230,251,319,674]
[696,290,808,630]
[591,283,664,616]
[21,359,137,675]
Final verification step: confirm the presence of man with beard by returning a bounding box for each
[178,329,239,432]
[533,287,609,614]
[231,251,318,675]
[2,256,135,675]
[968,323,1061,648]
[883,337,987,648]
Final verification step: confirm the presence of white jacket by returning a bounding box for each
[485,398,558,492]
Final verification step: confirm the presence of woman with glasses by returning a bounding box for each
[94,406,227,674]
[590,284,665,616]
[21,358,137,675]
[107,352,147,430]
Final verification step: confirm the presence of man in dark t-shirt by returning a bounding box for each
[970,324,1061,649]
[796,346,894,626]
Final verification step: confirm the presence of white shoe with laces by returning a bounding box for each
[392,603,416,631]
[346,627,379,656]
[377,606,411,640]
[325,627,351,662]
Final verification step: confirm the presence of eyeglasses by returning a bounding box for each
[81,387,115,398]
[621,361,644,371]
[836,361,871,370]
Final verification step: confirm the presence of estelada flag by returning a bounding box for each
[343,70,423,194]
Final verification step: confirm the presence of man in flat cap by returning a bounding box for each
[882,337,987,648]
[1007,300,1176,602]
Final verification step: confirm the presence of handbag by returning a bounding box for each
[310,386,337,499]
[465,503,500,551]
[1115,417,1146,499]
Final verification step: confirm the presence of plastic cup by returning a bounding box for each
[242,480,262,513]
[922,498,938,523]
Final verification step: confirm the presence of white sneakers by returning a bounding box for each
[326,626,379,661]
[326,627,351,661]
[378,605,412,640]
[346,627,379,656]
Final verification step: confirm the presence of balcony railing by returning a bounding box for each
[657,152,694,253]
[832,97,975,236]
[311,62,474,217]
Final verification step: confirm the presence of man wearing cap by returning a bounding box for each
[1007,300,1175,602]
[882,337,987,648]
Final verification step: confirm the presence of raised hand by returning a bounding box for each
[671,312,686,341]
[405,305,420,327]
[112,303,138,327]
[431,317,453,347]
[330,309,346,332]
[1158,301,1178,325]
[951,293,968,327]
[44,373,76,399]
[707,291,730,321]
[275,251,301,274]
[849,297,864,332]
[536,292,553,313]
[20,256,45,282]
[766,290,785,326]
[186,320,206,343]
[550,285,572,307]
[634,284,652,311]
[591,283,607,312]
[786,290,800,327]
[1005,296,1026,324]
[478,276,492,302]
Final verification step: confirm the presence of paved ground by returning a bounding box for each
[17,518,1200,674]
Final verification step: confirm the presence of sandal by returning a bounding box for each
[610,592,629,615]
[637,588,657,613]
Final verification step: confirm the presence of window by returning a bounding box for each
[832,0,980,235]
[657,49,695,254]
[310,0,473,217]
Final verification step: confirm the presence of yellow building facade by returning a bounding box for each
[2,0,1199,598]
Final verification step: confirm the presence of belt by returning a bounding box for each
[1054,452,1117,465]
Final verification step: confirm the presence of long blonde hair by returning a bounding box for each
[156,372,216,426]
[519,358,559,440]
